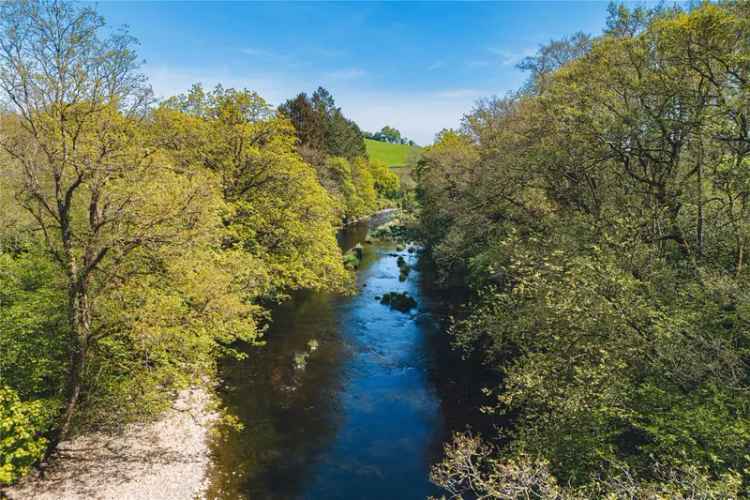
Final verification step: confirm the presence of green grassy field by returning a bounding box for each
[365,138,421,167]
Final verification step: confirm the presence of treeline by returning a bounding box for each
[364,125,416,146]
[0,0,395,484]
[420,2,750,497]
[279,88,401,222]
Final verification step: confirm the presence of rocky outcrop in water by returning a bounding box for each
[379,292,417,312]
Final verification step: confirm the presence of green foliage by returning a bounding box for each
[0,249,64,485]
[342,245,362,270]
[0,250,67,399]
[279,87,366,160]
[278,89,402,219]
[379,125,402,143]
[421,2,750,495]
[314,156,382,223]
[0,386,52,485]
[366,125,415,145]
[154,84,350,296]
[432,432,743,499]
[350,158,378,218]
[368,160,401,199]
[0,0,366,483]
[342,252,360,271]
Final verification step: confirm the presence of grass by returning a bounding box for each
[365,138,421,168]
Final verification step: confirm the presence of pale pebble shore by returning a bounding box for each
[4,388,216,500]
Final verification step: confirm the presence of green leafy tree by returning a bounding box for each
[0,0,259,447]
[0,386,52,484]
[154,84,350,294]
[375,125,403,144]
[369,159,401,199]
[278,92,326,152]
[420,2,750,495]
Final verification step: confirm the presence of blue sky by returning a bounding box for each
[97,1,620,145]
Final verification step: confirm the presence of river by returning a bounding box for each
[206,214,486,499]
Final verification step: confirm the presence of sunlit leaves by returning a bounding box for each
[423,2,750,495]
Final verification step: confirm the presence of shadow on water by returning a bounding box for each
[207,211,494,500]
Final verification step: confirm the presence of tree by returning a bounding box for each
[0,0,255,442]
[278,87,366,161]
[154,84,350,294]
[315,156,379,222]
[325,110,366,159]
[369,159,401,199]
[370,125,410,145]
[377,125,403,144]
[277,92,326,152]
[517,32,591,94]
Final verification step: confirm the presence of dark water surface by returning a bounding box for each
[207,215,486,499]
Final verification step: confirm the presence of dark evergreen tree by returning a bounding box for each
[278,87,366,160]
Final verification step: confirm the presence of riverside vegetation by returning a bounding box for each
[0,0,400,486]
[420,2,750,498]
[3,0,750,498]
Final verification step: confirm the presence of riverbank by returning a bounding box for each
[4,388,216,500]
[341,207,398,228]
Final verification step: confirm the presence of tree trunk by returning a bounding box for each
[59,344,85,441]
[737,239,744,277]
[59,283,91,442]
[697,160,704,258]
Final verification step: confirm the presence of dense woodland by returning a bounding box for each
[3,0,750,497]
[0,0,398,485]
[420,2,750,497]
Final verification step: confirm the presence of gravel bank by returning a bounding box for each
[4,388,216,500]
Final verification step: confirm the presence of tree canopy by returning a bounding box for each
[278,87,400,223]
[278,86,367,160]
[365,126,415,146]
[420,2,750,497]
[0,0,396,485]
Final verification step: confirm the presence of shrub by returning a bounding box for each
[0,386,51,485]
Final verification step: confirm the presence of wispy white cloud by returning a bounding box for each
[143,64,298,103]
[466,60,492,69]
[323,68,367,80]
[433,88,483,99]
[427,60,445,71]
[488,47,537,66]
[240,47,275,57]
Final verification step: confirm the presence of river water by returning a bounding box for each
[207,215,485,499]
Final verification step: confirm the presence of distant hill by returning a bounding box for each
[365,138,421,168]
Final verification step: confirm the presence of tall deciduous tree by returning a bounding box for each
[0,0,239,440]
[154,84,350,294]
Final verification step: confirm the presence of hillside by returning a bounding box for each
[364,138,420,167]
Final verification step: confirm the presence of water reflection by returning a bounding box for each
[208,214,486,499]
[208,282,349,499]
